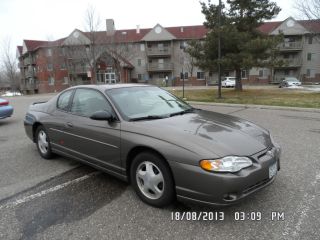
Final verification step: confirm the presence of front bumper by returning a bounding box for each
[170,146,281,206]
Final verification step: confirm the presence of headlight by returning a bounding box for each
[200,156,253,173]
[269,133,280,148]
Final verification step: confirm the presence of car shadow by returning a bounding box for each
[0,119,18,126]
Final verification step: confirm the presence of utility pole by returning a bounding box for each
[218,0,222,99]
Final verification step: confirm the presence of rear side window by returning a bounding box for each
[57,90,73,111]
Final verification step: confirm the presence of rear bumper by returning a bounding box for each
[0,106,13,119]
[170,146,281,206]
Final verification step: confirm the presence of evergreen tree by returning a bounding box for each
[190,0,283,91]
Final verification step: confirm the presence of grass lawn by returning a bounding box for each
[170,88,320,109]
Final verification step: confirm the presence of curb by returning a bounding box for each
[188,101,320,113]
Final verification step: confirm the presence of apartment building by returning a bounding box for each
[17,17,320,94]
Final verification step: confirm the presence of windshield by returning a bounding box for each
[106,86,193,121]
[285,78,299,82]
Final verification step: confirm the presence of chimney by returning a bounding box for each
[136,25,140,34]
[180,27,184,33]
[106,19,115,36]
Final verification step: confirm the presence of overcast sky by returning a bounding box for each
[0,0,298,53]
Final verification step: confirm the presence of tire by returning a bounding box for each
[35,125,53,159]
[130,152,175,207]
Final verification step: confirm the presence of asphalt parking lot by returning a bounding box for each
[0,94,319,240]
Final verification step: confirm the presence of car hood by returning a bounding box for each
[126,109,271,157]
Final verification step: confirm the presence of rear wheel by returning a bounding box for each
[130,152,175,207]
[35,126,53,159]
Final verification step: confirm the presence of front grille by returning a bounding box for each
[242,178,272,195]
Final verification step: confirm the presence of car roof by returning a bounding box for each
[68,83,152,91]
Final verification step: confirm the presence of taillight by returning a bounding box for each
[0,100,9,106]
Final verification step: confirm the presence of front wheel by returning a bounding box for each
[130,152,175,207]
[35,125,53,159]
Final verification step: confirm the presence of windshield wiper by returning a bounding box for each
[129,115,167,122]
[169,108,195,117]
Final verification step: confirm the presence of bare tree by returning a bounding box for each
[104,35,138,82]
[0,37,20,92]
[184,40,200,78]
[83,5,102,83]
[294,0,320,19]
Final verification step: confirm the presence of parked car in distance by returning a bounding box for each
[1,91,23,97]
[279,77,302,88]
[221,77,236,87]
[0,98,14,119]
[24,84,281,207]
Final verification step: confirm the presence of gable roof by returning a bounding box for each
[258,19,320,34]
[20,18,320,54]
[24,40,48,51]
[17,46,23,55]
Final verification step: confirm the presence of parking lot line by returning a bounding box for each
[0,171,100,210]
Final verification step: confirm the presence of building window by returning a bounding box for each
[259,69,269,78]
[180,41,187,49]
[47,63,53,71]
[259,70,263,77]
[241,70,247,79]
[197,71,205,80]
[137,59,142,66]
[47,49,52,57]
[306,69,316,77]
[137,74,144,80]
[63,77,69,85]
[140,44,145,51]
[184,72,188,79]
[306,69,310,77]
[48,77,55,85]
[308,36,313,44]
[307,53,312,61]
[60,47,65,56]
[60,62,66,70]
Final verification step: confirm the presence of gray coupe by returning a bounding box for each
[24,84,281,207]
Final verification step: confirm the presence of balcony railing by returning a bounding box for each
[147,47,171,56]
[21,81,39,91]
[277,58,302,68]
[25,70,36,78]
[23,56,35,65]
[147,62,173,71]
[278,41,303,51]
[68,66,90,74]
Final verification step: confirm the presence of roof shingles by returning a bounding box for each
[18,19,320,53]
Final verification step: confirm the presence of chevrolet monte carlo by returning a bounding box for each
[24,84,281,207]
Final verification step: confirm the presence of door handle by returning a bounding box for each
[66,122,73,128]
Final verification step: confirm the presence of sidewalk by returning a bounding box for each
[188,101,320,113]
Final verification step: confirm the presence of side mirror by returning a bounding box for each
[90,110,114,121]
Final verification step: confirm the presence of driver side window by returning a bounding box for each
[70,89,113,117]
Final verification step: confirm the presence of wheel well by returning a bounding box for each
[126,146,172,183]
[32,122,42,142]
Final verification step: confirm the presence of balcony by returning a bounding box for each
[21,80,39,91]
[147,47,171,56]
[26,82,39,90]
[23,56,35,65]
[25,70,36,78]
[147,62,173,72]
[68,66,89,74]
[276,58,302,68]
[278,41,303,51]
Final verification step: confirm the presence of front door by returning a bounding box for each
[105,73,116,84]
[66,88,121,173]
